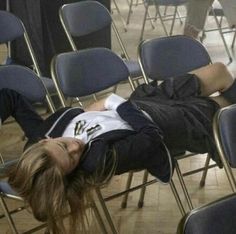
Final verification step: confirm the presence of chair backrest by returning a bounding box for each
[0,10,55,112]
[177,193,236,234]
[51,47,132,106]
[0,10,42,75]
[0,10,25,43]
[59,0,130,59]
[138,35,211,82]
[0,65,46,102]
[214,104,236,167]
[60,1,111,38]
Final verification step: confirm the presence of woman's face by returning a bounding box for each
[40,137,85,174]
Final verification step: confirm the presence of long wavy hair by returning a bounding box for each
[8,141,117,233]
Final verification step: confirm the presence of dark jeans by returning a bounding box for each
[0,89,43,139]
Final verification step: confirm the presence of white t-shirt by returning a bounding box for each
[62,94,133,144]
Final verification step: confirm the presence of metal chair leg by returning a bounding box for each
[176,9,183,24]
[175,162,194,210]
[95,188,118,234]
[169,6,177,36]
[140,3,149,41]
[91,200,108,234]
[231,30,236,49]
[212,9,232,64]
[121,171,134,208]
[126,0,134,25]
[199,154,211,187]
[155,6,168,36]
[137,170,149,208]
[0,197,18,234]
[169,179,186,216]
[112,0,127,31]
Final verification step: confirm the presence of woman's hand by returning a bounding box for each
[84,98,107,112]
[84,94,126,112]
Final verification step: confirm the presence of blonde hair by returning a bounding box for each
[8,141,117,233]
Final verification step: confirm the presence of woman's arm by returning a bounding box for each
[84,98,107,112]
[114,101,172,183]
[84,94,126,112]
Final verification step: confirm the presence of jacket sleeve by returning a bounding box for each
[116,100,163,136]
[114,101,172,181]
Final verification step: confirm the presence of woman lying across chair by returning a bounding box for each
[1,62,236,233]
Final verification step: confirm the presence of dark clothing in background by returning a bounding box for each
[0,0,111,76]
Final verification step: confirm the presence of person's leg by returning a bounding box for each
[0,89,44,139]
[190,62,234,96]
[184,0,213,38]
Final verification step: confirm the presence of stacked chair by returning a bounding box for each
[51,47,189,233]
[132,35,215,209]
[0,10,56,112]
[177,193,236,234]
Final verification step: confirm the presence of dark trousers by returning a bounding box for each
[0,89,43,139]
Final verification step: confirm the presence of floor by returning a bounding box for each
[1,1,236,233]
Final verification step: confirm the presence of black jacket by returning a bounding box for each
[28,101,173,183]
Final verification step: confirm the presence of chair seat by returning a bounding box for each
[124,60,142,78]
[0,181,18,196]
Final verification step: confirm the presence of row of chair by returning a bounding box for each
[116,0,235,63]
[0,2,236,233]
[0,36,224,233]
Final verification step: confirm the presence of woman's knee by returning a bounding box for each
[211,62,233,90]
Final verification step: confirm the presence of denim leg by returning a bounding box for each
[0,88,44,139]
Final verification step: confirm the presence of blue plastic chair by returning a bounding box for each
[0,10,56,112]
[59,1,142,84]
[177,193,236,234]
[213,104,236,192]
[138,35,211,82]
[51,47,135,106]
[0,65,47,102]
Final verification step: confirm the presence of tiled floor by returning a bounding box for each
[1,1,236,233]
